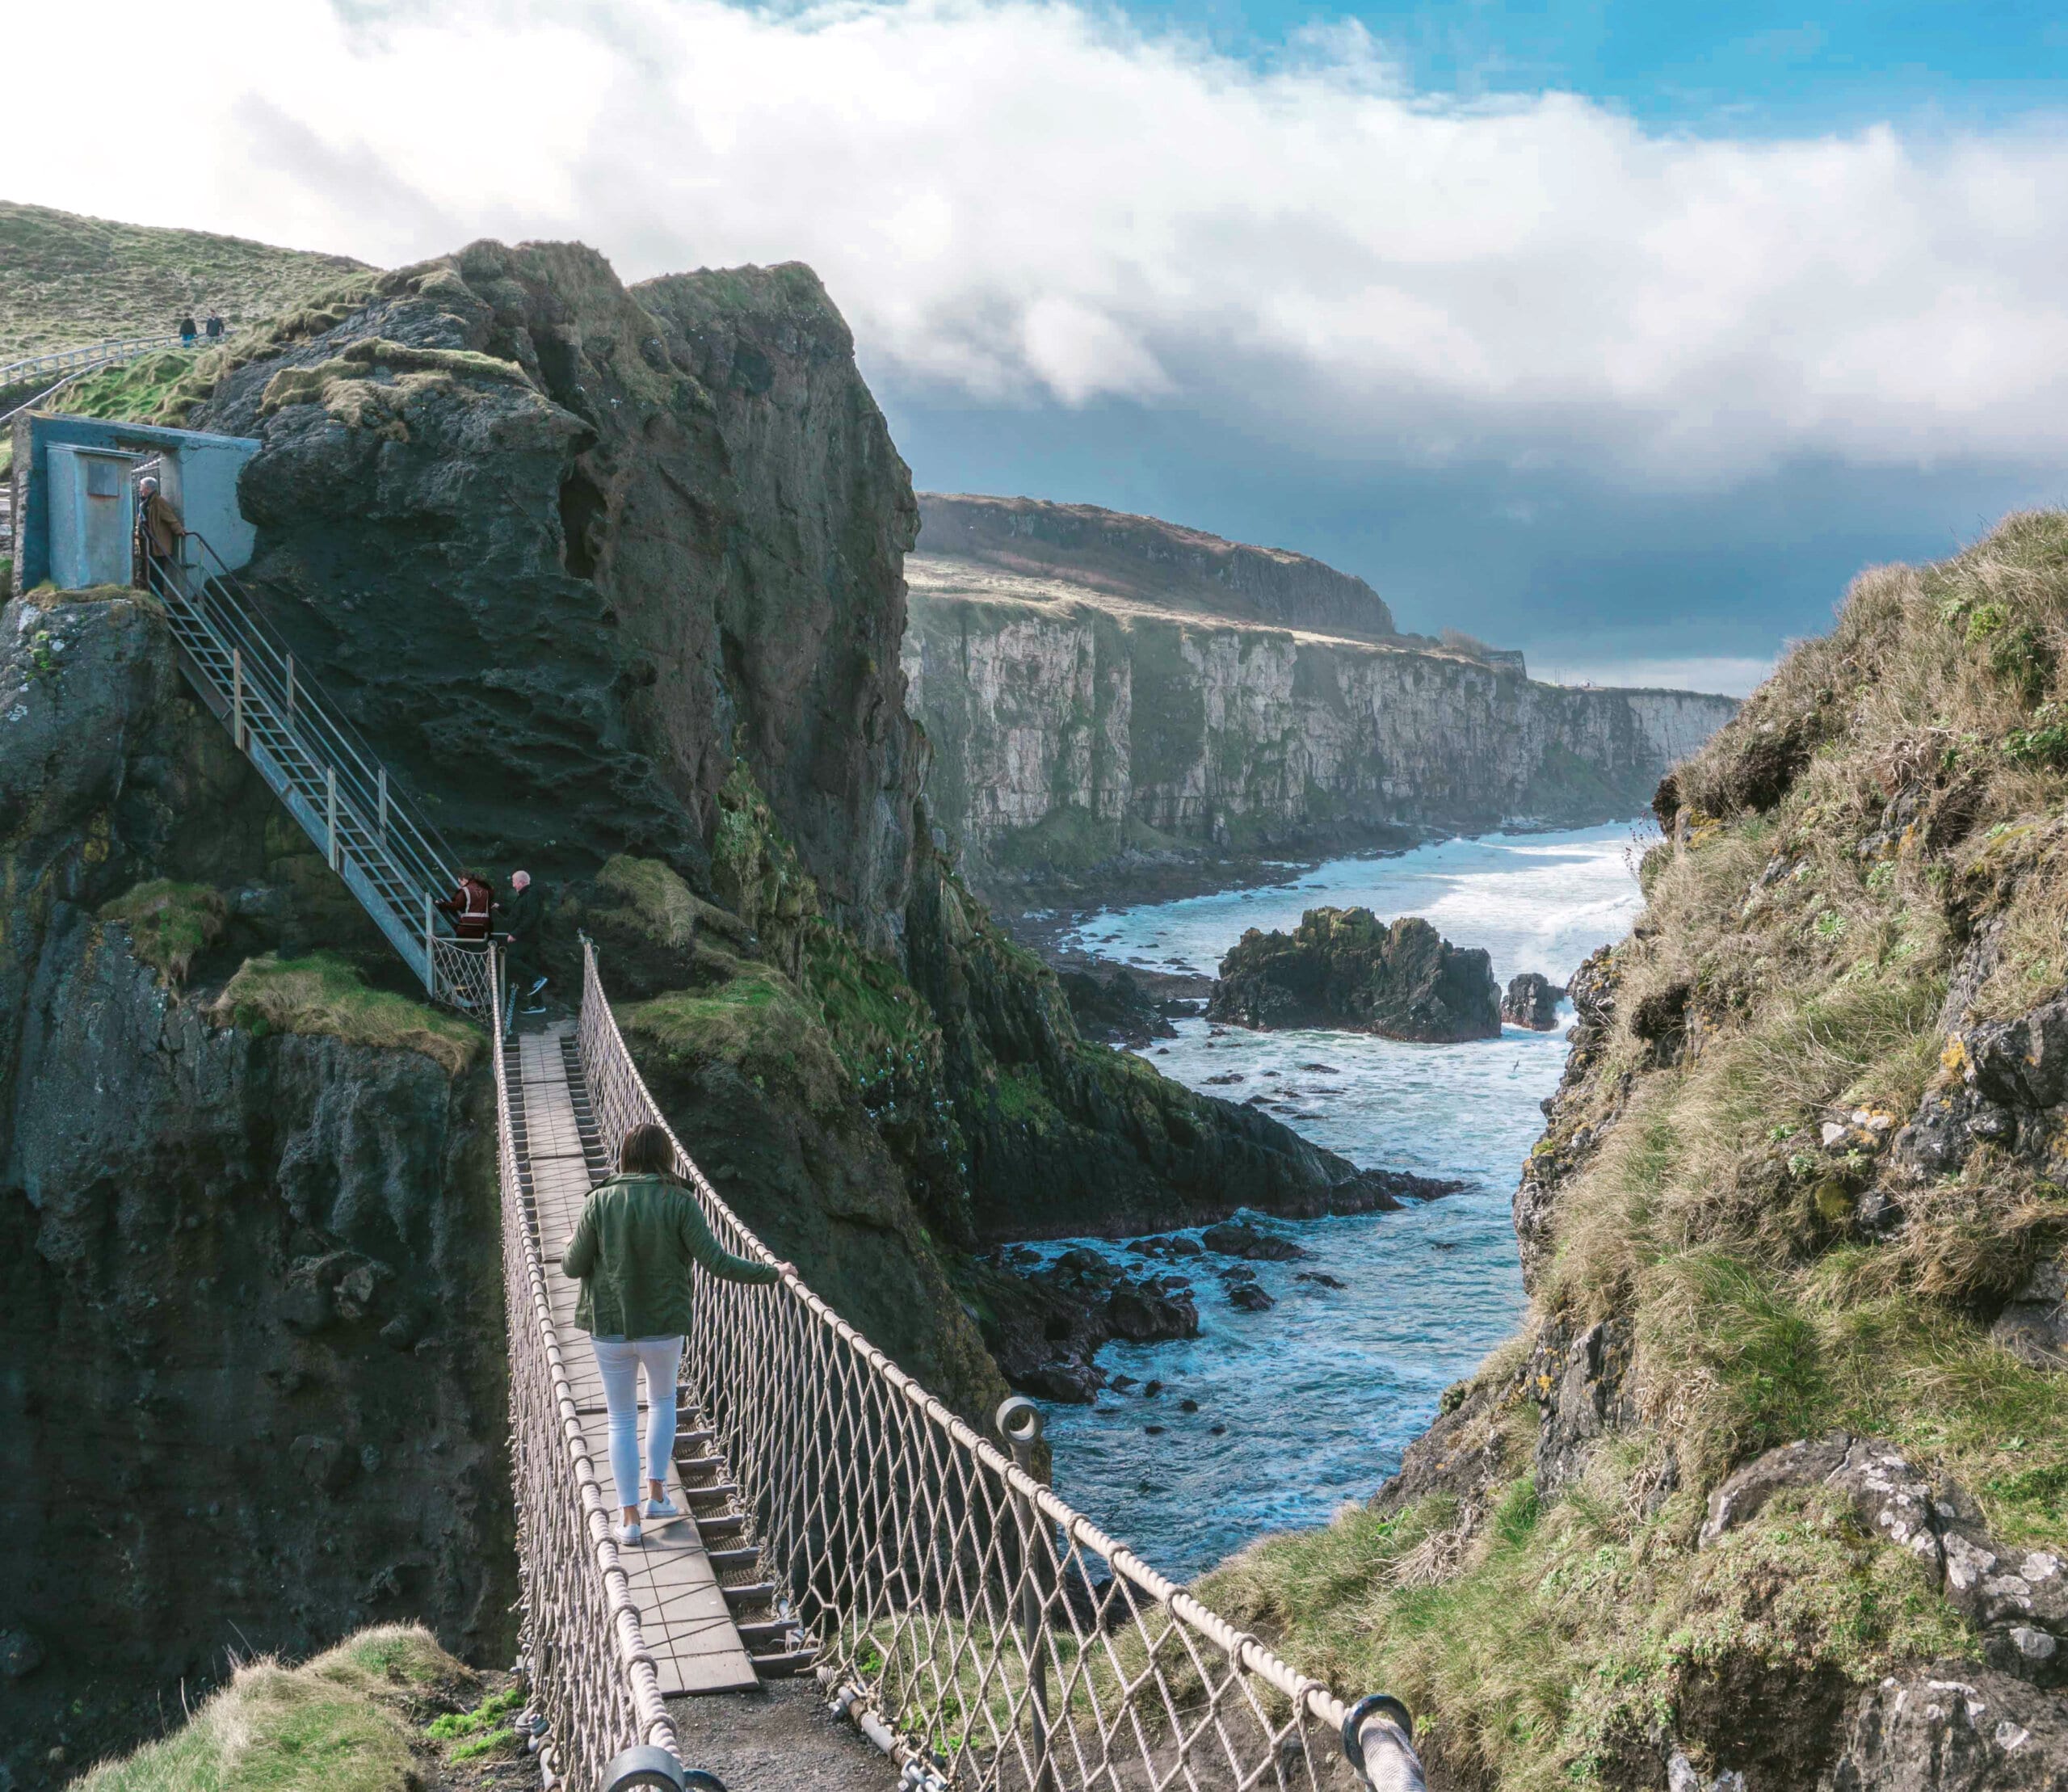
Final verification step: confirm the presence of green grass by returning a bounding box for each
[99,878,227,985]
[70,1626,467,1792]
[1202,1460,1969,1792]
[1212,513,2068,1788]
[32,348,224,428]
[0,200,366,362]
[424,1681,524,1761]
[209,951,482,1075]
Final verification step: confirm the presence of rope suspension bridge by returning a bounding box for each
[123,494,1426,1792]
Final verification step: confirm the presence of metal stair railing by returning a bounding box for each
[138,535,493,1015]
[0,332,204,389]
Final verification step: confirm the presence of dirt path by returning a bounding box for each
[668,1682,901,1792]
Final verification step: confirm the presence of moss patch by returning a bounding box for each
[209,952,482,1076]
[98,877,226,985]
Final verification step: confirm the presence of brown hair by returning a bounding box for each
[618,1123,677,1176]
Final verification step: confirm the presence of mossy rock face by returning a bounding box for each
[616,954,1007,1428]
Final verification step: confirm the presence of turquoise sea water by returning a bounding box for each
[1029,822,1650,1577]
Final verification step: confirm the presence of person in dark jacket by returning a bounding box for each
[562,1123,793,1545]
[435,873,496,941]
[205,312,224,341]
[178,314,197,347]
[505,869,548,1011]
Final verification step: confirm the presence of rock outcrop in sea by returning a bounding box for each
[1207,909,1502,1041]
[1502,970,1566,1029]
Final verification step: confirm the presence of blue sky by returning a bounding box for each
[18,0,2068,692]
[1131,1,2068,132]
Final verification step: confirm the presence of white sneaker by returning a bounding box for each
[529,977,549,995]
[618,1521,642,1546]
[645,1496,681,1520]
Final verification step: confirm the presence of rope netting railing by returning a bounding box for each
[494,945,686,1788]
[571,936,1387,1792]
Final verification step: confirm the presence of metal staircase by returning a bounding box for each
[137,536,494,1014]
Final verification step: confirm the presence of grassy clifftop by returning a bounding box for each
[0,200,365,360]
[1205,512,2068,1789]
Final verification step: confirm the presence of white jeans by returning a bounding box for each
[591,1336,683,1511]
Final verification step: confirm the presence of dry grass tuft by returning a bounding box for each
[71,1624,469,1792]
[209,952,482,1076]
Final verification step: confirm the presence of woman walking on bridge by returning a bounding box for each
[562,1122,791,1546]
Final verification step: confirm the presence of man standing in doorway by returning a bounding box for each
[135,475,185,590]
[506,869,549,1012]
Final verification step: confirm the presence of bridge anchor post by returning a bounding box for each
[998,1397,1054,1792]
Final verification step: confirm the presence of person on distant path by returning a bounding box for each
[135,475,186,589]
[505,869,549,1012]
[204,312,224,342]
[562,1122,793,1547]
[178,314,197,348]
[435,872,497,942]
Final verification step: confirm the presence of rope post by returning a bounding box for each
[285,653,295,717]
[998,1397,1053,1792]
[422,892,436,997]
[231,647,244,750]
[1341,1694,1426,1792]
[376,766,388,843]
[326,765,339,870]
[599,1744,689,1790]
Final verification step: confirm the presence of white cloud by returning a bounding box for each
[14,0,2068,481]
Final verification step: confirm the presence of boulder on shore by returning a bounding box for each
[1206,909,1500,1042]
[1502,972,1567,1031]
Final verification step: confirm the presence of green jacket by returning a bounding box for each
[561,1172,779,1338]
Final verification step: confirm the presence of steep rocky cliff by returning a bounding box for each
[902,529,1736,892]
[183,241,1437,1255]
[1203,514,2068,1791]
[0,593,513,1791]
[186,245,921,948]
[918,492,1399,637]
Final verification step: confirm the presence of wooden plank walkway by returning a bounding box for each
[512,1024,763,1697]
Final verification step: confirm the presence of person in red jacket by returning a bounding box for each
[435,873,497,942]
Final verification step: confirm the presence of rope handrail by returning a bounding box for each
[493,949,686,1787]
[537,936,1364,1792]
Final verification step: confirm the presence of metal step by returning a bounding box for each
[747,1647,819,1679]
[695,1512,746,1542]
[721,1580,776,1609]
